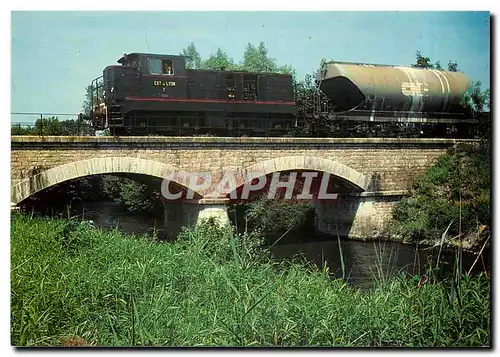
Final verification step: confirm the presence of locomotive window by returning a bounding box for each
[226,75,235,99]
[148,58,174,75]
[163,60,174,75]
[243,75,258,101]
[148,58,163,74]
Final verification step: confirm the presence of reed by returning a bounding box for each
[10,213,490,347]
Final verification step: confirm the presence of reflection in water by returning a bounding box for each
[270,236,490,289]
[79,201,164,236]
[77,201,490,289]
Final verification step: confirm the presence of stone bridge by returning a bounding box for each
[10,136,472,239]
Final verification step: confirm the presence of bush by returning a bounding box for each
[243,196,315,235]
[391,141,490,246]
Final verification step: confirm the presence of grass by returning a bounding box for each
[10,212,490,347]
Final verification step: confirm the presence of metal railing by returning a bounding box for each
[11,112,95,136]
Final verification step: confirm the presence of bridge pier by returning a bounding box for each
[163,198,230,239]
[195,198,231,227]
[315,191,407,239]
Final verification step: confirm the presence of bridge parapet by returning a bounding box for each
[11,136,477,194]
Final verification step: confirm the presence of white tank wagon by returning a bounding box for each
[317,61,472,121]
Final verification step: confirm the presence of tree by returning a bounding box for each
[412,50,460,73]
[411,50,490,114]
[81,78,104,118]
[412,50,434,69]
[201,48,238,70]
[294,57,335,137]
[82,84,92,117]
[180,42,202,69]
[460,81,489,115]
[448,60,459,72]
[11,116,94,136]
[241,42,279,73]
[460,81,491,139]
[101,175,163,213]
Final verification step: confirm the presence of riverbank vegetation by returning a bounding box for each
[391,141,490,251]
[11,213,490,347]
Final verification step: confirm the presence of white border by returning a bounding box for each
[2,4,497,355]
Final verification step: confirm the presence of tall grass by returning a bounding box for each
[10,213,490,347]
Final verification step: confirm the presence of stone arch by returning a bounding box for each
[233,156,370,192]
[11,157,203,204]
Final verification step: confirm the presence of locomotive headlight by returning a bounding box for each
[110,87,114,93]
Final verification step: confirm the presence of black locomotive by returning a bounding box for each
[86,53,297,136]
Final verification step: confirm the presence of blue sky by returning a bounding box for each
[11,11,490,123]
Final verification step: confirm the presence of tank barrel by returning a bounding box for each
[318,62,471,114]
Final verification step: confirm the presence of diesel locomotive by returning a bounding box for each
[84,52,478,137]
[85,52,296,136]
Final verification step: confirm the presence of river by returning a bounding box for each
[67,201,492,289]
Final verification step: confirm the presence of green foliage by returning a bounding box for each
[82,79,105,117]
[20,176,107,216]
[460,81,490,115]
[294,73,316,115]
[82,85,92,117]
[448,60,459,72]
[180,42,202,69]
[11,125,36,136]
[11,213,490,347]
[101,175,162,214]
[202,48,239,71]
[412,50,434,69]
[241,42,278,72]
[116,181,153,213]
[245,196,314,235]
[23,175,163,217]
[392,142,490,246]
[179,41,294,75]
[410,50,490,138]
[11,116,94,136]
[411,50,459,73]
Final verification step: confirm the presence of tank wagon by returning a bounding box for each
[313,61,475,137]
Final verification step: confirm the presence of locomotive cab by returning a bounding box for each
[138,54,187,100]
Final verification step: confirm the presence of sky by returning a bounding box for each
[10,11,490,124]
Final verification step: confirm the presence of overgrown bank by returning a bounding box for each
[11,213,490,347]
[390,141,490,251]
